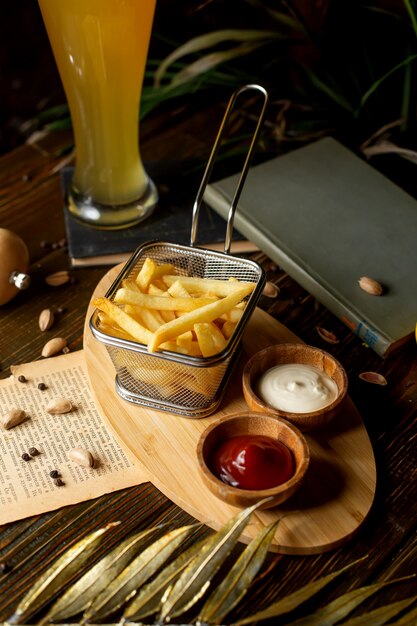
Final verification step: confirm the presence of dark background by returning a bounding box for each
[1,0,416,169]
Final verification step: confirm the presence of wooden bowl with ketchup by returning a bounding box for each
[242,343,348,432]
[197,412,309,509]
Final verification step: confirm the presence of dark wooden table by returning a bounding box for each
[0,108,416,625]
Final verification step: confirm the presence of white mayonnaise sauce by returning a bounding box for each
[256,363,338,413]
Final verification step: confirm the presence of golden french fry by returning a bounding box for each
[194,322,227,357]
[136,258,175,292]
[114,288,216,311]
[167,279,192,299]
[159,339,202,357]
[162,275,256,297]
[148,283,167,295]
[147,285,253,352]
[99,322,135,342]
[176,330,193,351]
[221,320,237,339]
[93,298,152,345]
[125,304,166,332]
[147,283,176,322]
[221,306,244,323]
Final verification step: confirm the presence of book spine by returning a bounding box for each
[204,185,392,358]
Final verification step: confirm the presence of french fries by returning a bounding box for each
[93,257,256,357]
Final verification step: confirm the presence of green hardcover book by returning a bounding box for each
[203,137,417,357]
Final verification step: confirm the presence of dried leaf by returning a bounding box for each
[389,602,417,625]
[285,576,415,626]
[233,556,367,625]
[83,524,195,622]
[159,500,268,622]
[340,594,417,625]
[123,537,207,622]
[7,523,118,624]
[41,526,160,622]
[198,519,280,624]
[170,42,265,88]
[154,29,280,86]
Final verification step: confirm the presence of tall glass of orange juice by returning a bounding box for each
[38,0,158,229]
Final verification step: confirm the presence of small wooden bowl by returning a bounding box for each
[197,412,309,509]
[242,343,348,432]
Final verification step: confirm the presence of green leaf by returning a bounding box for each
[198,520,280,624]
[233,557,367,625]
[244,0,306,33]
[41,526,160,622]
[340,594,417,626]
[301,66,355,113]
[123,537,207,622]
[45,117,73,131]
[7,522,117,625]
[358,54,417,113]
[404,0,417,38]
[83,524,195,622]
[159,500,268,622]
[154,29,281,86]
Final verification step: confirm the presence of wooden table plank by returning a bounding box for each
[0,115,416,624]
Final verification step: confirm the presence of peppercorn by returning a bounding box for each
[21,453,31,462]
[49,469,60,479]
[54,477,64,487]
[38,382,47,391]
[18,375,27,383]
[0,562,11,575]
[29,447,40,457]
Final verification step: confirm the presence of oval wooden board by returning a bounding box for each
[84,265,376,554]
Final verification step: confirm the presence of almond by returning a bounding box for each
[41,337,67,357]
[38,308,55,331]
[46,398,73,414]
[1,408,29,430]
[262,281,280,298]
[358,276,384,296]
[45,270,70,287]
[67,447,95,468]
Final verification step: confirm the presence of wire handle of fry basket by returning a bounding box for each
[190,84,268,254]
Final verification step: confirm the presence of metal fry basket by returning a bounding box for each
[90,85,268,417]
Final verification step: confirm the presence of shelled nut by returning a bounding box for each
[1,409,29,430]
[46,398,73,415]
[41,337,67,358]
[38,308,55,331]
[67,447,95,468]
[45,271,70,287]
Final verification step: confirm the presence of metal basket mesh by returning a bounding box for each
[91,241,264,417]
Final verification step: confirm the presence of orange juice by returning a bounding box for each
[38,0,157,227]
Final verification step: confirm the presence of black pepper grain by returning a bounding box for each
[18,375,27,383]
[49,469,60,478]
[21,453,31,462]
[54,477,64,487]
[29,447,40,457]
[38,382,48,391]
[0,562,11,575]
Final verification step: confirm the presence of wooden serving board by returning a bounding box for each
[83,266,377,554]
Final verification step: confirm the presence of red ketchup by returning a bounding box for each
[210,434,294,490]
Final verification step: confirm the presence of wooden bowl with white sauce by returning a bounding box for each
[242,343,348,432]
